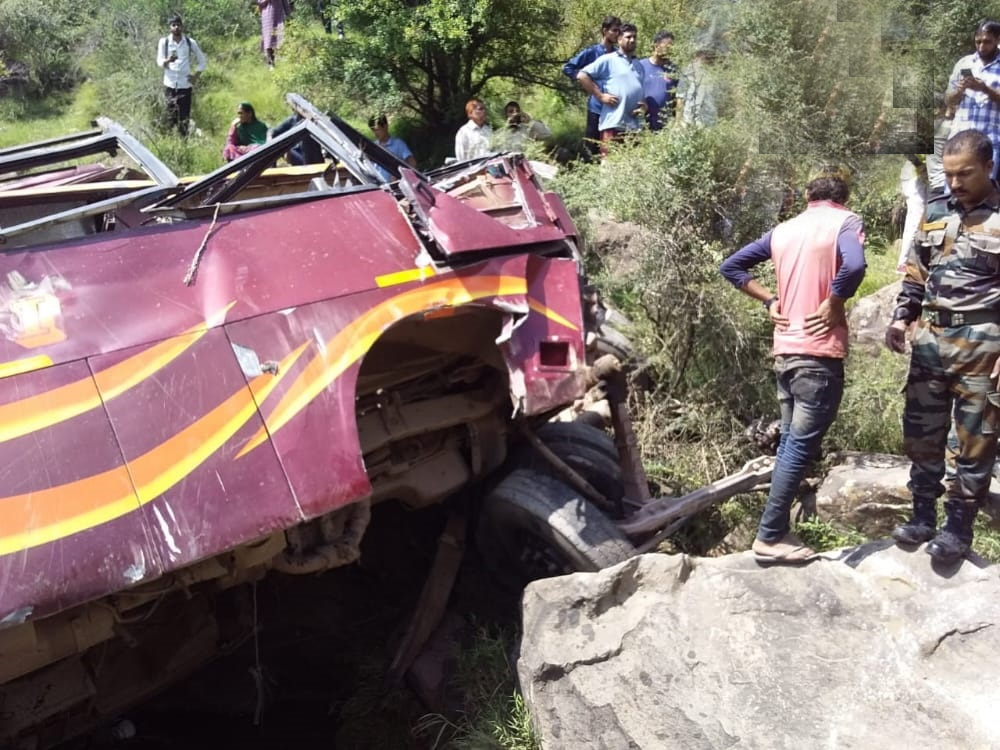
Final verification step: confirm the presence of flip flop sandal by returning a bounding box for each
[753,546,817,564]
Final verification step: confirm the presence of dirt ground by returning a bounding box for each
[68,501,520,750]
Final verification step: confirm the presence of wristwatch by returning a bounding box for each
[763,296,778,310]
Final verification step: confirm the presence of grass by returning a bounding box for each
[853,237,902,302]
[0,85,98,145]
[415,624,539,750]
[795,517,867,551]
[973,516,1000,563]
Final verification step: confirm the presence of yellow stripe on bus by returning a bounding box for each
[375,266,437,288]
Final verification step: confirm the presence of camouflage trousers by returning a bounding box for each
[904,319,1000,506]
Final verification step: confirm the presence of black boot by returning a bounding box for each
[891,497,937,545]
[926,500,978,562]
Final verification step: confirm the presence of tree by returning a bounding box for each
[288,0,565,129]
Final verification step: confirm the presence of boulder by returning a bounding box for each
[518,545,1000,749]
[814,452,911,536]
[848,279,902,353]
[587,213,655,279]
[815,452,1000,533]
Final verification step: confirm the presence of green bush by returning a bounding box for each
[0,0,92,95]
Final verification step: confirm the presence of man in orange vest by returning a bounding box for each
[720,167,868,563]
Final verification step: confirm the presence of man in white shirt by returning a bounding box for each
[455,99,493,161]
[156,14,207,136]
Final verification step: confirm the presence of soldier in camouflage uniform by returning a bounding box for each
[886,129,1000,562]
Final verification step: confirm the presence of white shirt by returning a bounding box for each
[455,120,493,161]
[157,34,207,89]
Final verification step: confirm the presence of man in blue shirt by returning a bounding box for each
[638,30,679,131]
[562,16,621,156]
[369,114,417,182]
[577,23,645,156]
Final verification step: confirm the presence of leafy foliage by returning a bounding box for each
[281,0,565,130]
[0,0,93,95]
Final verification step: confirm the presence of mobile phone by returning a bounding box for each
[961,68,973,78]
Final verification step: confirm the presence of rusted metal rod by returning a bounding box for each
[618,455,773,539]
[593,354,651,505]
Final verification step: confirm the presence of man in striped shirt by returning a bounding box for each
[946,20,1000,178]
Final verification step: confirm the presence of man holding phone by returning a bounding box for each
[156,14,207,136]
[946,20,1000,179]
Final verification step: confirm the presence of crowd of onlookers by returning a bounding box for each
[156,10,414,169]
[156,7,1000,194]
[895,20,1000,272]
[453,16,721,162]
[156,9,727,170]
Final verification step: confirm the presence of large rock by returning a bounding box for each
[814,452,911,536]
[518,545,1000,749]
[848,280,902,353]
[815,452,1000,533]
[587,213,654,278]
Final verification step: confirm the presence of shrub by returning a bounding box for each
[0,0,92,96]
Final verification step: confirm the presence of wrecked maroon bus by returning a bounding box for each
[0,95,637,745]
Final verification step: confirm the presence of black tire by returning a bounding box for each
[592,322,636,362]
[476,468,635,591]
[589,323,655,392]
[512,421,625,516]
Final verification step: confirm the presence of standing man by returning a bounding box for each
[946,20,1000,179]
[562,16,621,156]
[156,14,207,136]
[885,130,1000,563]
[720,168,867,563]
[455,99,493,161]
[577,23,645,157]
[639,30,679,131]
[257,0,291,69]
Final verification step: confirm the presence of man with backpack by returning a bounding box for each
[156,14,207,136]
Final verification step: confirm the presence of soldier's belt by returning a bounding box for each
[921,309,1000,327]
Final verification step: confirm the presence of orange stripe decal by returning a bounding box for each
[0,466,139,556]
[237,275,527,457]
[0,341,297,556]
[128,367,285,505]
[0,355,54,379]
[0,304,235,445]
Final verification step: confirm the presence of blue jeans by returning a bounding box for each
[758,355,845,542]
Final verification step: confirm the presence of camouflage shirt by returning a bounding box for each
[893,191,1000,321]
